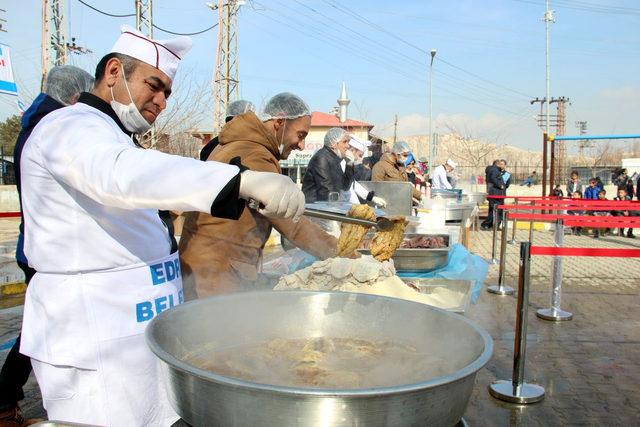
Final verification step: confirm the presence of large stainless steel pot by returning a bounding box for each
[463,192,487,205]
[147,291,492,427]
[444,201,476,222]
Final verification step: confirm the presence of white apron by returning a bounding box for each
[22,251,184,426]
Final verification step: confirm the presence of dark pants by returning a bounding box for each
[482,197,502,228]
[0,261,36,411]
[611,211,634,236]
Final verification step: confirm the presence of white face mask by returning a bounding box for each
[110,65,152,134]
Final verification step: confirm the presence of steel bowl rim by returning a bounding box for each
[146,290,493,397]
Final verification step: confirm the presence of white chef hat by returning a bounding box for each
[110,25,192,81]
[446,159,457,169]
[348,136,369,153]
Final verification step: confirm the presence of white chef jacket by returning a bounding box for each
[346,181,370,204]
[20,102,239,273]
[431,164,452,190]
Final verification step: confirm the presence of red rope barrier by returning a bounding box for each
[532,199,640,206]
[486,195,564,200]
[507,212,640,227]
[530,246,640,258]
[498,203,639,211]
[563,218,640,228]
[0,212,21,218]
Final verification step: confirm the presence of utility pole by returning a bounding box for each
[136,0,153,38]
[428,48,436,175]
[136,0,156,147]
[0,8,7,33]
[41,0,89,91]
[541,0,554,196]
[575,121,589,157]
[393,114,397,144]
[41,0,67,91]
[531,97,548,194]
[209,0,243,133]
[550,96,570,185]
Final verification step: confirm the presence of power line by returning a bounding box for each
[251,5,424,84]
[320,0,536,102]
[76,0,135,18]
[435,57,534,99]
[512,0,640,16]
[253,1,532,117]
[289,0,424,68]
[152,23,217,36]
[269,0,530,107]
[75,0,217,36]
[321,0,427,54]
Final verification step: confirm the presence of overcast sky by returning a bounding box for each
[1,0,638,152]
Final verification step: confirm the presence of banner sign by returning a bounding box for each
[0,44,18,96]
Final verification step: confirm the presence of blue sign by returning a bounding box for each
[0,44,18,96]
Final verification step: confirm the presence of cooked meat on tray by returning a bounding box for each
[400,235,447,249]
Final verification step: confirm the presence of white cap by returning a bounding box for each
[446,159,457,169]
[348,136,370,153]
[110,25,192,81]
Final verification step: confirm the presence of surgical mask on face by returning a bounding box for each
[110,65,152,134]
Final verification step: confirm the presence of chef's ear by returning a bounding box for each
[103,57,122,88]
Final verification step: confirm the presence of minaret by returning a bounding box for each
[337,82,350,123]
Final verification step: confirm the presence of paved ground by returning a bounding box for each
[1,219,640,425]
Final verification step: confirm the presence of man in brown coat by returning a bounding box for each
[372,141,422,200]
[179,93,338,298]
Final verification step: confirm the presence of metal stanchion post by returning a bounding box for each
[488,210,515,295]
[528,201,535,244]
[508,199,518,245]
[489,242,545,404]
[537,218,573,321]
[487,205,499,264]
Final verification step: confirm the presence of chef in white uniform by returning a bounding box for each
[19,26,305,426]
[343,136,386,207]
[431,158,457,190]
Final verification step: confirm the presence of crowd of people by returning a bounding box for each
[564,169,637,238]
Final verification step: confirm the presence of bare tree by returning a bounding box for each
[139,67,213,158]
[441,121,497,175]
[587,141,623,177]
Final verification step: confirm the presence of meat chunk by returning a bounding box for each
[370,217,407,261]
[336,205,376,257]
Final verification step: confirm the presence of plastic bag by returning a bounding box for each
[261,248,317,276]
[397,243,488,303]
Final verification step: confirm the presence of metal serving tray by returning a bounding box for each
[358,234,451,272]
[399,278,473,314]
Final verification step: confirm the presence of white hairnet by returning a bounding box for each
[260,92,311,121]
[226,100,255,118]
[391,141,411,154]
[324,127,347,147]
[45,65,94,105]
